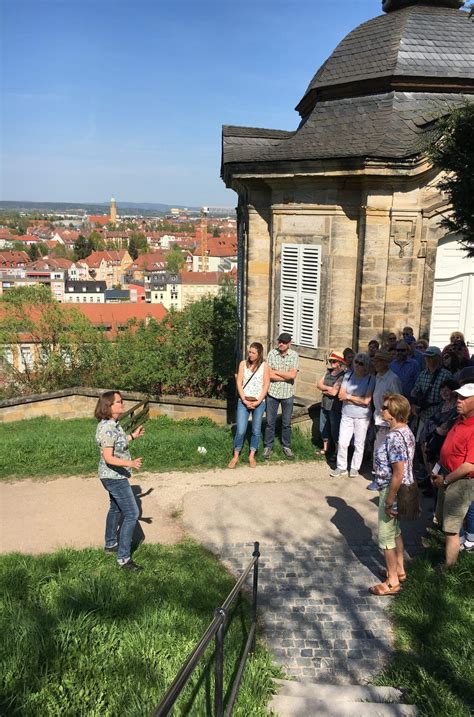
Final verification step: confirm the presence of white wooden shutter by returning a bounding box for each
[280,245,299,339]
[280,243,321,348]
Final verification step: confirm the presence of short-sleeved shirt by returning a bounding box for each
[412,367,452,422]
[375,425,416,490]
[440,416,474,477]
[373,369,403,426]
[389,358,420,398]
[341,371,375,419]
[96,419,131,480]
[267,348,299,399]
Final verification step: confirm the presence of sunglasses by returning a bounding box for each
[396,349,407,353]
[354,360,364,366]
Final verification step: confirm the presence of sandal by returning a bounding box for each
[227,458,238,469]
[249,455,257,468]
[379,568,407,582]
[315,449,326,456]
[369,582,400,596]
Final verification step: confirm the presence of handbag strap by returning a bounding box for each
[242,362,262,390]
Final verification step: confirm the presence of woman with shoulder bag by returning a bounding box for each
[315,350,347,458]
[228,342,270,469]
[369,393,418,596]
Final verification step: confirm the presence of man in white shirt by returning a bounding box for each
[367,350,403,490]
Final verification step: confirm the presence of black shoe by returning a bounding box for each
[120,559,143,572]
[104,544,118,553]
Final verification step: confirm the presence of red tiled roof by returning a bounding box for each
[180,271,225,285]
[88,215,110,225]
[131,251,166,271]
[27,257,73,271]
[77,302,167,337]
[83,250,132,267]
[0,250,30,267]
[0,302,167,342]
[192,237,237,257]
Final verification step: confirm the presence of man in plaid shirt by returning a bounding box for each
[411,346,451,439]
[263,332,299,460]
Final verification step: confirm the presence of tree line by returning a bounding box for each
[0,286,237,401]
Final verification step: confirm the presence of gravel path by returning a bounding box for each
[0,460,429,684]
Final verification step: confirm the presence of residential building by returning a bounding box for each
[64,280,106,303]
[180,271,227,306]
[82,249,132,287]
[192,236,237,272]
[146,271,182,310]
[0,251,29,276]
[1,302,167,373]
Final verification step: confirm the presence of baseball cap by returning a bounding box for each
[278,332,292,343]
[454,383,474,398]
[424,346,441,357]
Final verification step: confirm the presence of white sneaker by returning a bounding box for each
[349,469,362,478]
[329,468,348,478]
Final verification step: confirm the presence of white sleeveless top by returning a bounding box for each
[242,362,265,398]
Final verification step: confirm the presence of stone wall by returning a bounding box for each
[236,167,448,402]
[0,388,228,424]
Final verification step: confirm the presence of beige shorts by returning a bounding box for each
[378,485,401,550]
[442,478,474,534]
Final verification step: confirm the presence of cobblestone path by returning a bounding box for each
[215,540,399,684]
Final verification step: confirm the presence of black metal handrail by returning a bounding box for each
[151,541,260,717]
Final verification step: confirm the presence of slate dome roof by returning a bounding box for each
[221,1,474,176]
[297,4,474,117]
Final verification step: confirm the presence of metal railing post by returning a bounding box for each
[251,541,260,653]
[214,608,226,717]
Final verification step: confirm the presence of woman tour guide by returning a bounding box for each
[228,342,270,468]
[95,390,145,572]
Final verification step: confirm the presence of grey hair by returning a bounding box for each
[354,352,370,372]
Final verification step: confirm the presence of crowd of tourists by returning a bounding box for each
[92,327,473,578]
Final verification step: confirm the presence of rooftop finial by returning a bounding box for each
[383,0,464,12]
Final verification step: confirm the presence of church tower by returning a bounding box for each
[110,197,117,224]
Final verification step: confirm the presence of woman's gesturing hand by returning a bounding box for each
[130,457,143,470]
[132,426,145,440]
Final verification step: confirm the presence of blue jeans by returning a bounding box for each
[101,478,139,564]
[233,398,265,453]
[320,408,341,445]
[264,395,294,449]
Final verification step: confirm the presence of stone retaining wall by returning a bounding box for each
[0,388,229,424]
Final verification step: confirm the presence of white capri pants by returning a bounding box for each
[337,414,371,472]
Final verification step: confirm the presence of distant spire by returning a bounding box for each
[383,0,464,12]
[110,197,117,223]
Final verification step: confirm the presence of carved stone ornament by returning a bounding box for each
[390,218,417,258]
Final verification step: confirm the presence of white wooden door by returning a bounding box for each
[429,234,474,348]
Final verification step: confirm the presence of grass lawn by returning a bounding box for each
[0,415,320,480]
[377,540,474,717]
[0,541,281,716]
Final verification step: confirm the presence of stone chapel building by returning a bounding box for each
[221,0,474,400]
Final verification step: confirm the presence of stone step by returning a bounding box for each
[270,694,418,717]
[273,679,404,703]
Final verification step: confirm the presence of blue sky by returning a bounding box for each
[2,0,383,207]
